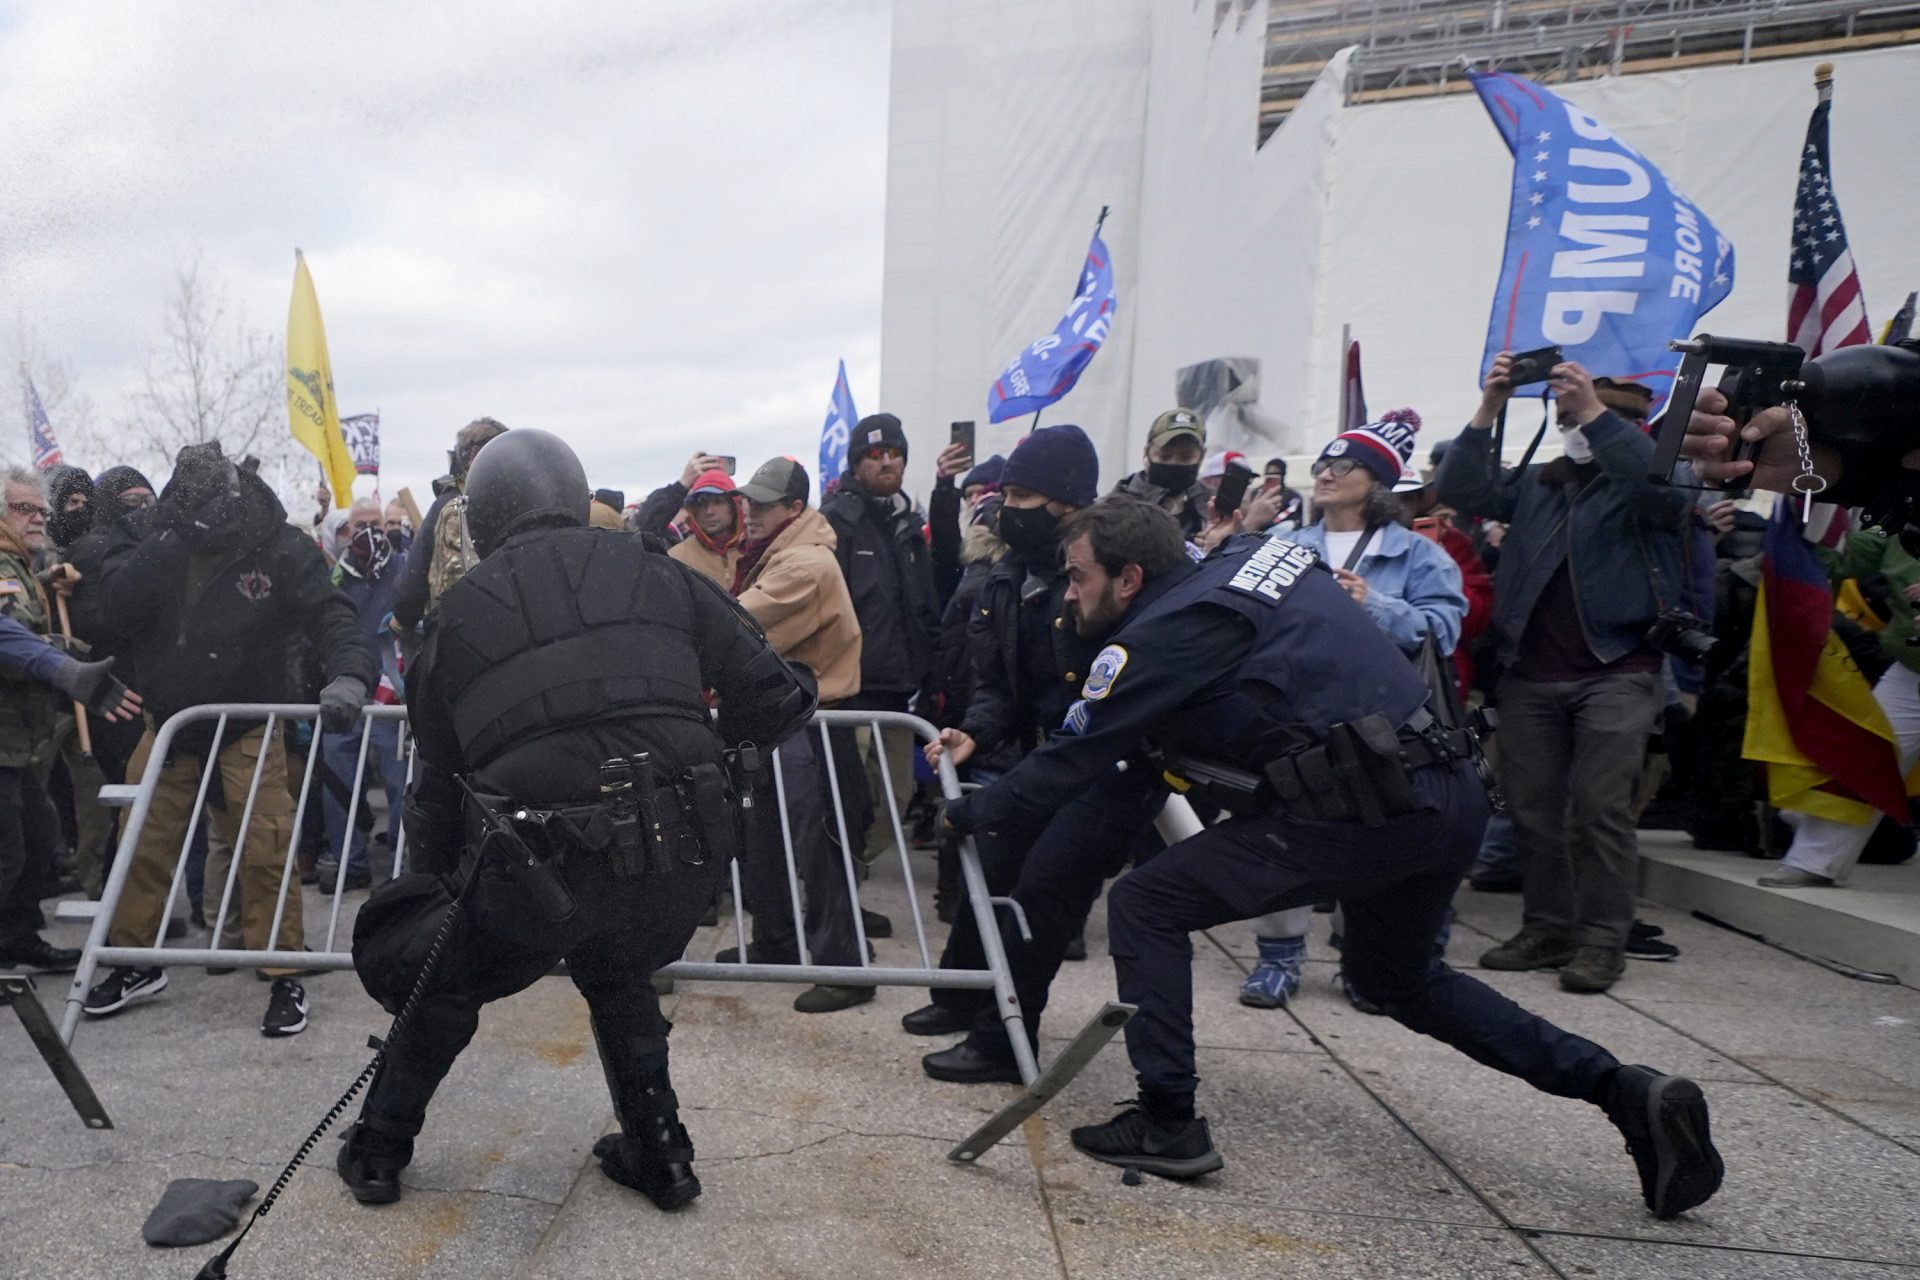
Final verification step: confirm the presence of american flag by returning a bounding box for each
[1787,84,1870,356]
[23,374,63,470]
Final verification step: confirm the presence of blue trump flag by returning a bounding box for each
[1470,71,1734,410]
[819,359,858,487]
[988,217,1117,424]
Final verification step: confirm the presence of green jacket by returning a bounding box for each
[0,530,59,768]
[1819,526,1920,674]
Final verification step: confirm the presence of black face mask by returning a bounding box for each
[120,505,154,541]
[997,503,1062,555]
[1146,461,1200,493]
[48,503,92,547]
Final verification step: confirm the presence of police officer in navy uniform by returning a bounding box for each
[338,430,817,1212]
[944,498,1723,1220]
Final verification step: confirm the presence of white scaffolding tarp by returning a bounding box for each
[882,0,1920,485]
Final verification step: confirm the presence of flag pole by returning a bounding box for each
[1337,324,1351,434]
[1814,61,1834,101]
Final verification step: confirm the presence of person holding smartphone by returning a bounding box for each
[1435,353,1691,995]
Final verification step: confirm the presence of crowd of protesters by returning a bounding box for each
[4,346,1908,1055]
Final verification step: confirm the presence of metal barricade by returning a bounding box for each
[56,704,1132,1158]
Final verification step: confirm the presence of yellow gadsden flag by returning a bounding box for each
[286,250,357,508]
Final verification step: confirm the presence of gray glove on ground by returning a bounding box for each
[142,1177,258,1247]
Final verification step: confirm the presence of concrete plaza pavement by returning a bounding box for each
[5,845,1920,1279]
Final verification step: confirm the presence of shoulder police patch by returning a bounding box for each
[1082,645,1127,701]
[1226,536,1320,603]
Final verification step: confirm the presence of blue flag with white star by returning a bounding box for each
[1470,71,1734,412]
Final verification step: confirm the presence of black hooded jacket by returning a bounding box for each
[70,468,374,753]
[822,478,938,698]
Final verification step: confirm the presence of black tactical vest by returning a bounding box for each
[427,528,715,770]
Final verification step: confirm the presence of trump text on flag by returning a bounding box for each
[1471,73,1734,406]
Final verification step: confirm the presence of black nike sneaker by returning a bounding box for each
[1602,1065,1724,1218]
[1069,1104,1224,1180]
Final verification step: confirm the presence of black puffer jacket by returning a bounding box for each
[72,469,375,755]
[822,479,938,698]
[958,547,1097,762]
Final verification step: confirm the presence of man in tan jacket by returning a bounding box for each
[719,457,872,1013]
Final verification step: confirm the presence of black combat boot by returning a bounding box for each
[594,1083,701,1211]
[337,1121,413,1205]
[592,1018,702,1211]
[338,1061,438,1205]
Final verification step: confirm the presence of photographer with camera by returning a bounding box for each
[1437,352,1693,994]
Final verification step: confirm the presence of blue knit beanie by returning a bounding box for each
[1002,424,1099,508]
[962,454,1006,491]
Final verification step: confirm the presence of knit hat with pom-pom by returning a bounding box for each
[1316,407,1422,488]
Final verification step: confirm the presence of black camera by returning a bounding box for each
[1503,344,1564,390]
[1650,334,1920,532]
[1645,609,1717,664]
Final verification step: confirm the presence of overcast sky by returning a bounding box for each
[0,0,889,507]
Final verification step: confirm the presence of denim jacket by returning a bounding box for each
[1435,410,1690,668]
[1289,521,1467,656]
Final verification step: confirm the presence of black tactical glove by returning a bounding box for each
[318,675,368,734]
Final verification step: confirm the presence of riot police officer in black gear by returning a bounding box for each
[339,429,818,1212]
[944,499,1724,1221]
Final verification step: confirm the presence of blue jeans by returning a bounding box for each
[1471,812,1515,879]
[320,719,406,875]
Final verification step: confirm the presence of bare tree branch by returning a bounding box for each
[117,251,303,482]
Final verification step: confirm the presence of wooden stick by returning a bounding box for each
[52,592,91,758]
[397,487,424,532]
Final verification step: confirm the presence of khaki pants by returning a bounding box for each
[107,723,304,972]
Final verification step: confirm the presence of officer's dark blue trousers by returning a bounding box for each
[362,840,723,1140]
[1107,762,1620,1104]
[933,772,1167,1055]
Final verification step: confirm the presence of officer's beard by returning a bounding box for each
[1069,583,1125,640]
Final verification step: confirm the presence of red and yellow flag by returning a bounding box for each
[1744,499,1907,824]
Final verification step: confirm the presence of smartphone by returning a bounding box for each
[717,456,736,476]
[1214,465,1253,518]
[1413,515,1443,542]
[949,420,976,456]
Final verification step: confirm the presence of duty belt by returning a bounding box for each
[466,746,759,879]
[1158,712,1479,830]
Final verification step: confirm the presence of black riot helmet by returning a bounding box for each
[463,428,591,557]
